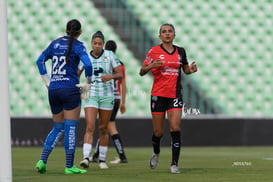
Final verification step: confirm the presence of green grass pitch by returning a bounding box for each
[12,146,273,182]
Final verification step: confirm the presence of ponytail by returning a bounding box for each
[65,19,81,64]
[66,36,74,64]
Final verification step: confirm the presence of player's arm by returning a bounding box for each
[101,66,122,82]
[139,63,151,76]
[178,46,197,74]
[101,52,122,82]
[36,52,50,87]
[120,67,126,114]
[182,62,198,74]
[139,59,163,76]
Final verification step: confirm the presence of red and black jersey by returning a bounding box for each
[143,44,188,98]
[113,61,125,99]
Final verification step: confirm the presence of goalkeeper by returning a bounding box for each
[35,19,92,175]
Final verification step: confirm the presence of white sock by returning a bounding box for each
[99,146,108,161]
[83,143,92,159]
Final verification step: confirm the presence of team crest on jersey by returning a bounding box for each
[103,56,109,63]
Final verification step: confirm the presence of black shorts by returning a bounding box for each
[48,88,81,114]
[109,99,120,122]
[150,96,183,114]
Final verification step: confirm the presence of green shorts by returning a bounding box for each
[84,95,114,110]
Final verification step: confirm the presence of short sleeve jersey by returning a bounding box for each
[143,44,188,98]
[80,50,120,96]
[113,61,125,99]
[39,36,90,89]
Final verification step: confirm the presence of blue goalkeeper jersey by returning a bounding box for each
[36,36,92,90]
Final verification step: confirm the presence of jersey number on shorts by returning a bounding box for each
[173,98,183,107]
[52,56,66,75]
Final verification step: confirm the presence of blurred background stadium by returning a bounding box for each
[8,0,273,146]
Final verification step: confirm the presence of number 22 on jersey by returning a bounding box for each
[52,56,66,75]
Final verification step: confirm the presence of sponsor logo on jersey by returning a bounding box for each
[160,66,179,75]
[54,43,68,49]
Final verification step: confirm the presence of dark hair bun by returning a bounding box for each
[92,31,104,41]
[105,40,117,52]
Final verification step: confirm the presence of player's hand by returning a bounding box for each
[76,81,90,99]
[189,61,198,73]
[150,59,163,68]
[100,75,113,82]
[120,103,126,114]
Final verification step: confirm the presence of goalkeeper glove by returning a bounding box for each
[76,79,91,99]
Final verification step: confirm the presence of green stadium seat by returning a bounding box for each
[8,0,154,117]
[8,0,273,116]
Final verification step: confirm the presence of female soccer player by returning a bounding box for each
[139,23,198,174]
[91,40,128,164]
[35,19,93,174]
[79,31,122,169]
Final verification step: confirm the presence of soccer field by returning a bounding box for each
[12,146,273,182]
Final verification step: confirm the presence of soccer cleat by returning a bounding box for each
[99,162,109,169]
[110,157,128,164]
[79,158,90,169]
[149,153,159,169]
[36,160,46,174]
[170,165,180,174]
[64,166,87,174]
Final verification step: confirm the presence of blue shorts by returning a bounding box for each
[48,88,81,114]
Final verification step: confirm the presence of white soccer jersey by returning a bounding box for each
[79,50,120,96]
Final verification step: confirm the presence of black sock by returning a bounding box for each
[170,131,181,166]
[152,133,162,154]
[111,134,126,160]
[93,139,100,158]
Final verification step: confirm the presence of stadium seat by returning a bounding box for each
[8,0,273,116]
[125,0,273,116]
[7,0,153,117]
